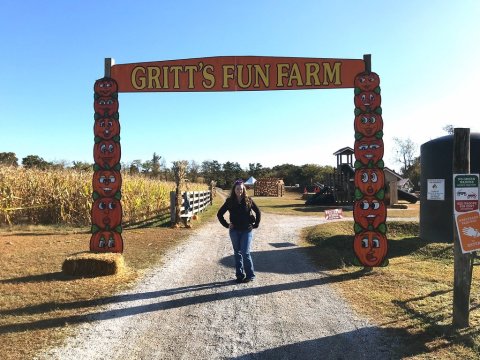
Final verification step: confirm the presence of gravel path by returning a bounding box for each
[37,210,399,359]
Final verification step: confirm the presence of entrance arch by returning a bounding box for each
[91,54,387,267]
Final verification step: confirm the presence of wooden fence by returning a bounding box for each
[170,190,212,223]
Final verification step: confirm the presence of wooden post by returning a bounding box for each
[105,58,114,77]
[453,128,473,328]
[170,191,176,224]
[363,54,371,73]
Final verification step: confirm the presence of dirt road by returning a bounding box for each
[37,212,398,359]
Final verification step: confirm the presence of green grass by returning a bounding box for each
[301,220,480,358]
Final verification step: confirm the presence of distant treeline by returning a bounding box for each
[0,152,335,189]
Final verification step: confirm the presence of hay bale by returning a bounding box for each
[62,252,125,277]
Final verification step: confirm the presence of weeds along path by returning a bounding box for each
[37,211,398,359]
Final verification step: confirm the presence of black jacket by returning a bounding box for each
[217,197,261,231]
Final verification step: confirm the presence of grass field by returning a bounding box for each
[301,220,480,359]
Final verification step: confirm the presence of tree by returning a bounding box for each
[443,124,454,135]
[22,155,50,169]
[0,152,18,166]
[188,160,200,182]
[248,163,264,178]
[151,152,161,178]
[271,163,300,185]
[201,160,222,184]
[222,161,244,188]
[72,161,92,171]
[392,137,417,176]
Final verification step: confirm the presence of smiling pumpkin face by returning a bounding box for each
[94,118,120,140]
[94,96,119,117]
[354,137,384,166]
[355,168,385,197]
[354,113,383,138]
[354,231,388,267]
[94,77,118,97]
[353,196,386,230]
[91,197,122,230]
[90,231,123,253]
[93,170,122,197]
[354,72,380,91]
[354,91,381,112]
[93,140,121,169]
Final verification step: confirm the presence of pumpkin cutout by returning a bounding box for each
[94,140,121,169]
[354,91,381,112]
[354,72,380,91]
[94,118,120,140]
[353,196,386,230]
[354,113,383,138]
[353,231,388,267]
[94,96,119,117]
[93,170,122,197]
[355,168,385,197]
[354,137,384,166]
[94,77,118,97]
[90,231,123,253]
[91,197,122,230]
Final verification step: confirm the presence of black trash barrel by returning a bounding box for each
[420,133,480,243]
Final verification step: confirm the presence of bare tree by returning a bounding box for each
[443,124,454,135]
[392,137,417,176]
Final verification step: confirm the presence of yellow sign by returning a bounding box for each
[455,210,480,253]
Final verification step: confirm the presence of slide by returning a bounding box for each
[398,189,418,204]
[340,163,355,178]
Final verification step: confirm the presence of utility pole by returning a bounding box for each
[452,128,473,328]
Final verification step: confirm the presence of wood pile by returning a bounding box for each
[254,178,285,197]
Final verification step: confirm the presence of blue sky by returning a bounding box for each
[1,0,479,171]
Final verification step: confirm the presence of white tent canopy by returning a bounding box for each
[244,176,256,185]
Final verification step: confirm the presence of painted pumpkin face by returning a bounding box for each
[354,113,383,137]
[355,169,385,196]
[94,77,118,97]
[354,91,381,112]
[354,72,380,91]
[91,197,122,230]
[90,231,123,253]
[94,140,121,169]
[354,231,388,267]
[354,137,383,166]
[93,170,122,197]
[353,196,386,230]
[94,96,119,117]
[94,118,120,140]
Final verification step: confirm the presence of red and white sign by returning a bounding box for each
[325,208,343,220]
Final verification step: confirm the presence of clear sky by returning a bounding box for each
[1,0,479,172]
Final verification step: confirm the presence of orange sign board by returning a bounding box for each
[110,56,365,93]
[455,211,480,253]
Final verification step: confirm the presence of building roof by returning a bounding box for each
[333,147,354,156]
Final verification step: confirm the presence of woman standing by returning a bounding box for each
[217,180,261,283]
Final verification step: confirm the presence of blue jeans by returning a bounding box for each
[229,229,255,279]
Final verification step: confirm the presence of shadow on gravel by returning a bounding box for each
[0,271,370,334]
[228,326,427,360]
[219,246,318,274]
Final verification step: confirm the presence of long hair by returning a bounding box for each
[229,180,252,206]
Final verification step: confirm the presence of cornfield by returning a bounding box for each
[0,166,207,226]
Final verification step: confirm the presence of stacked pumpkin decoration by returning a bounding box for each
[352,71,388,267]
[90,77,123,253]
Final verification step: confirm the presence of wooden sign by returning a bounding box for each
[110,56,365,92]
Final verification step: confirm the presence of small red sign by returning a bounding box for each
[325,208,343,220]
